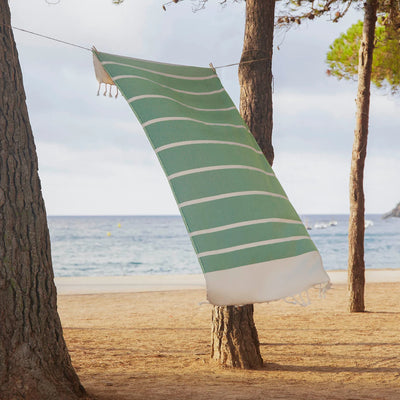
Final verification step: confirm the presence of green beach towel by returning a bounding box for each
[93,49,330,306]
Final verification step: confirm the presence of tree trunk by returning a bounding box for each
[348,0,378,313]
[0,3,86,399]
[211,304,262,369]
[211,0,275,369]
[239,0,275,165]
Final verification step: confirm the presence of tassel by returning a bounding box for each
[115,87,119,99]
[97,82,101,96]
[103,84,107,96]
[109,85,113,98]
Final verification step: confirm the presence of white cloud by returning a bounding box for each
[37,142,178,215]
[8,0,399,216]
[274,90,356,119]
[273,151,400,215]
[273,151,350,215]
[371,94,400,115]
[364,155,400,214]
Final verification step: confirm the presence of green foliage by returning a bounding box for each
[326,20,400,93]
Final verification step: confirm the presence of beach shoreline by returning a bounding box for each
[55,269,400,295]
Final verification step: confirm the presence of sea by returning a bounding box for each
[47,214,400,278]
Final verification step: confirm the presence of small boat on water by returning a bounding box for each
[314,223,328,229]
[365,219,374,228]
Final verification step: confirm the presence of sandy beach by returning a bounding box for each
[57,271,400,400]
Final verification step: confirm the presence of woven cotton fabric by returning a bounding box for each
[93,50,330,305]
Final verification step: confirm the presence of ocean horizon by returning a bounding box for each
[47,214,400,278]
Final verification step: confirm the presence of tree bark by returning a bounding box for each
[211,0,275,369]
[0,3,86,399]
[348,0,378,313]
[239,0,275,165]
[211,304,263,369]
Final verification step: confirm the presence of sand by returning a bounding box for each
[57,273,400,400]
[54,269,400,295]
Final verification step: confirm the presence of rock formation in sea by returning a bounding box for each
[382,202,400,219]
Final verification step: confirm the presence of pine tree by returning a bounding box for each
[0,2,86,398]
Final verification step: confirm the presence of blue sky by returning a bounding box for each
[10,0,400,215]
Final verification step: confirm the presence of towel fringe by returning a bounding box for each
[201,281,331,308]
[284,292,310,307]
[284,281,331,307]
[93,49,118,99]
[316,281,332,299]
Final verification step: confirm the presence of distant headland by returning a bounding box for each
[383,203,400,219]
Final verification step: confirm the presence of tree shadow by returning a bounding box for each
[263,362,400,374]
[364,311,400,315]
[260,342,400,347]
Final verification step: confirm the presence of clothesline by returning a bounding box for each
[9,25,267,70]
[12,26,91,51]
